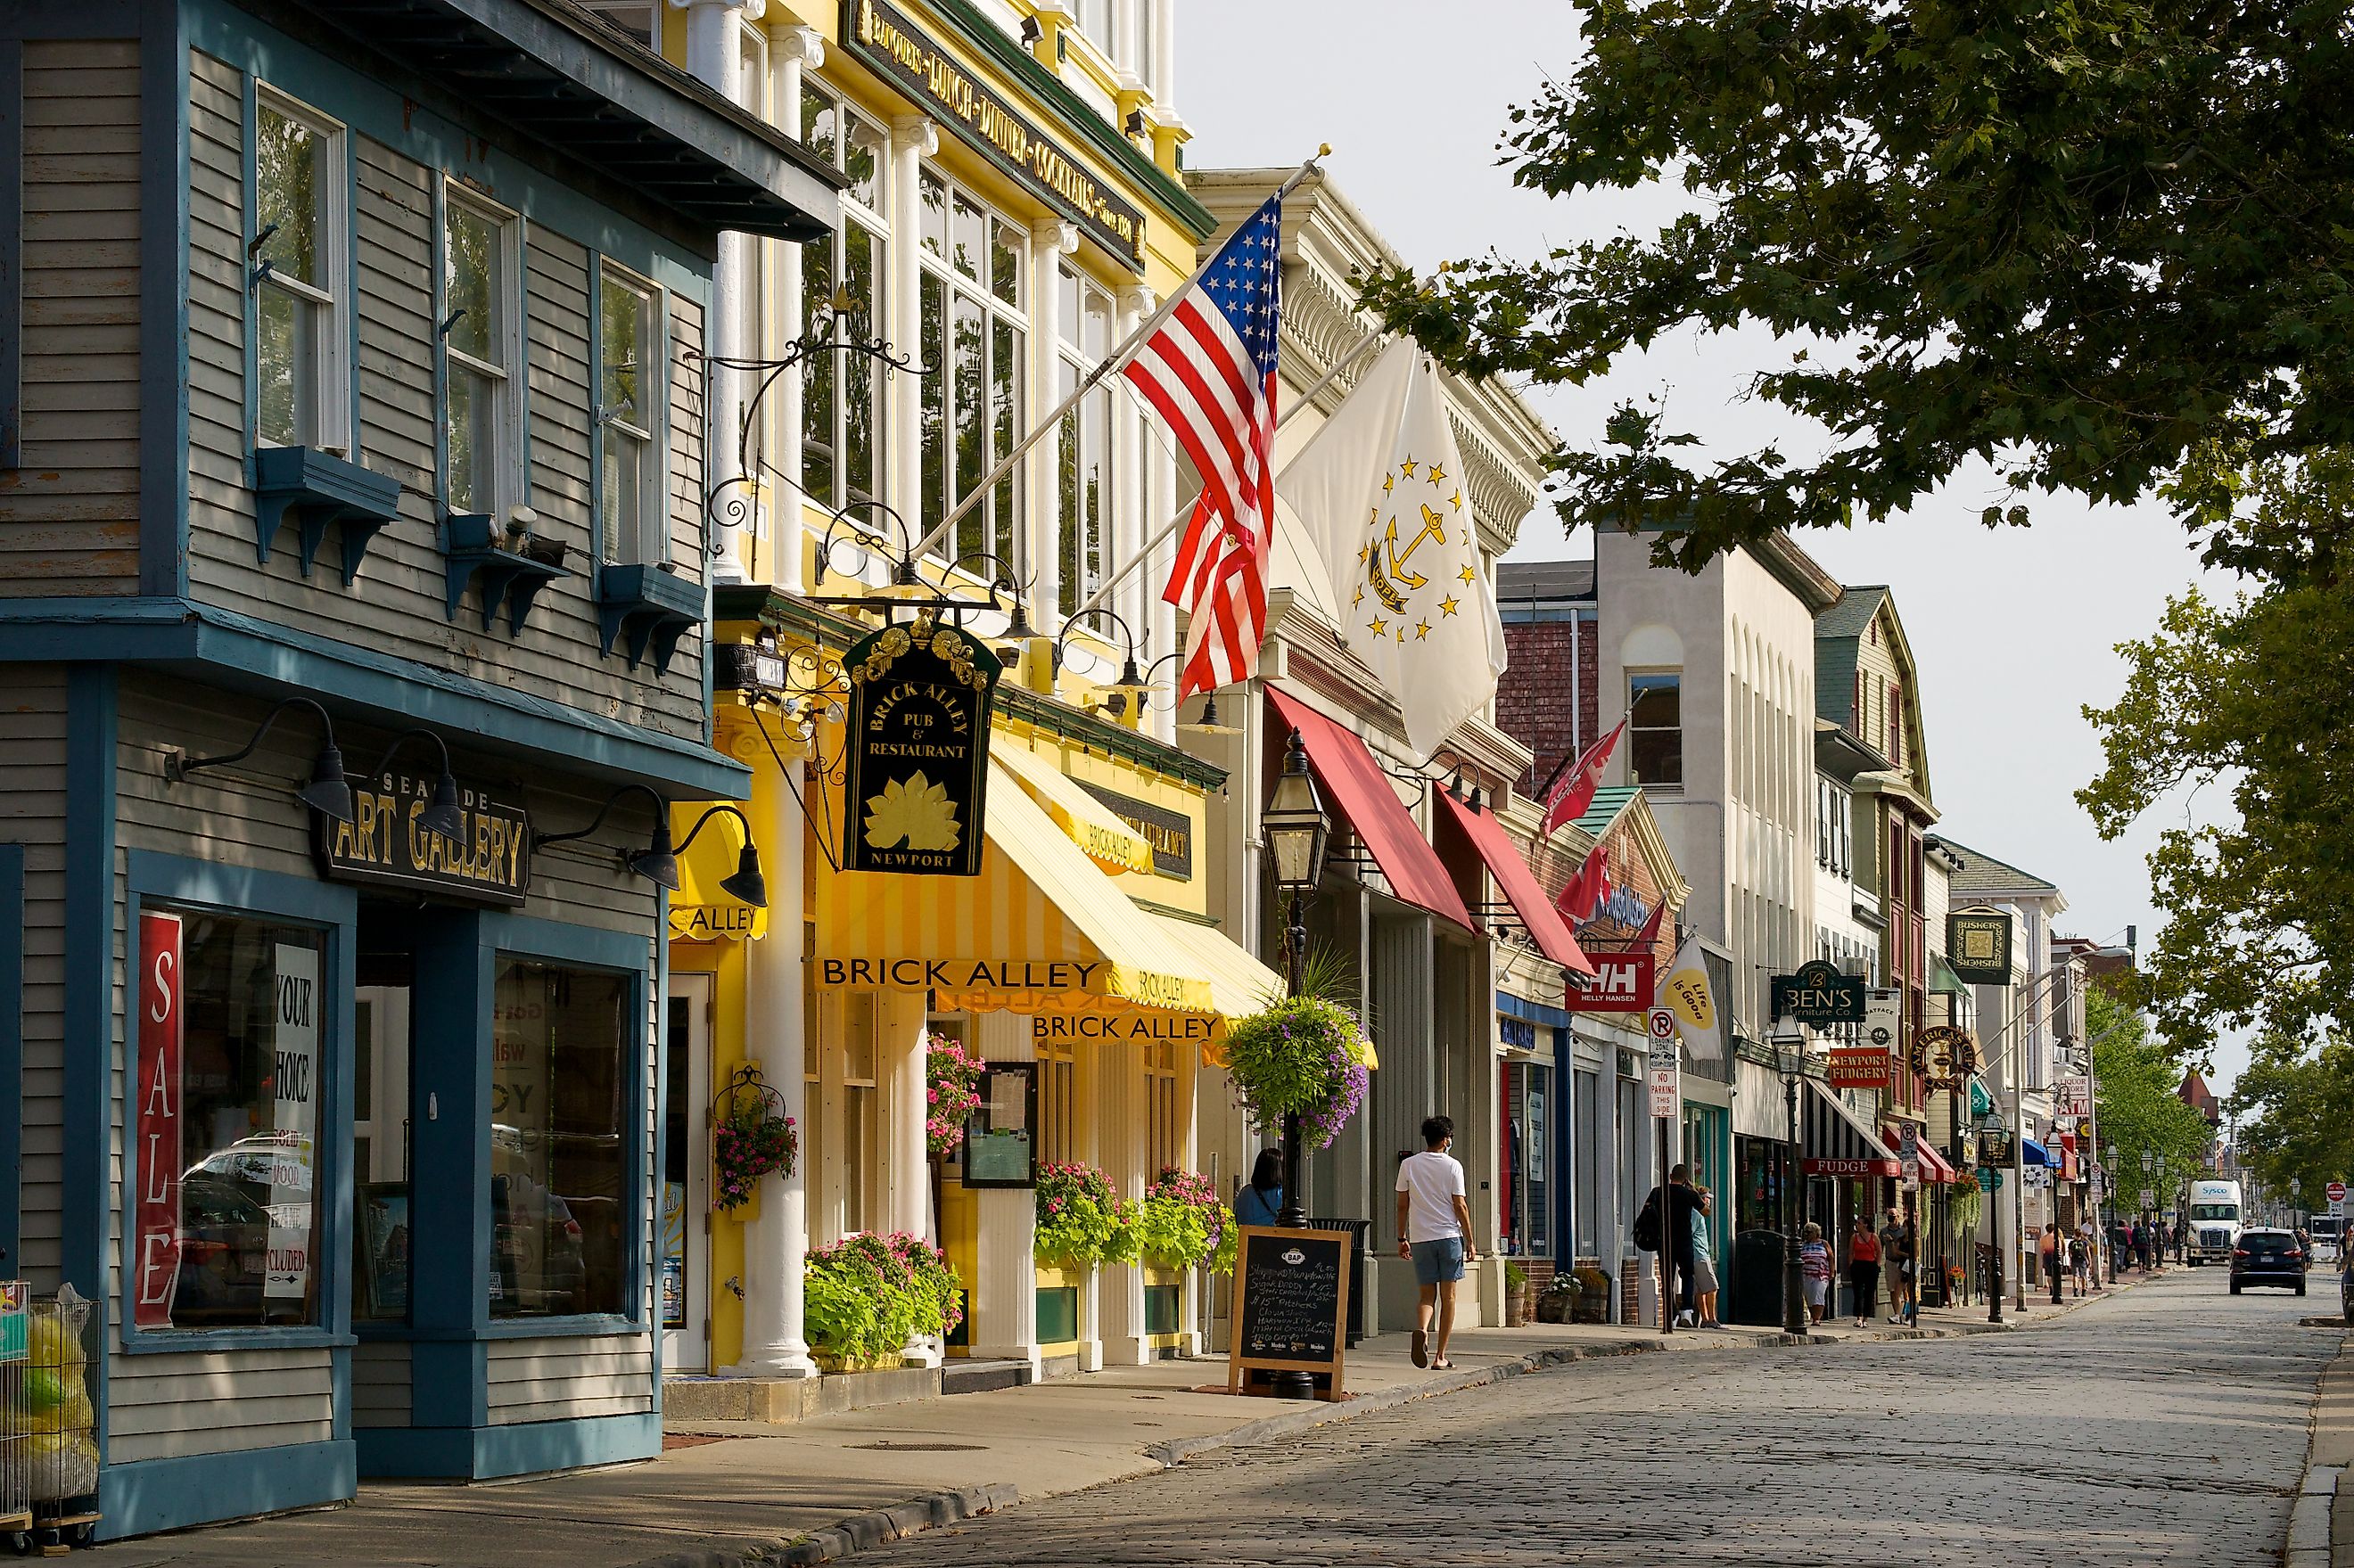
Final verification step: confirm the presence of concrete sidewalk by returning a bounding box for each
[84,1277,2146,1568]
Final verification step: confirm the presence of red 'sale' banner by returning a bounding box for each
[135,911,185,1328]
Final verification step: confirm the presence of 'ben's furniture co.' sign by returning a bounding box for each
[844,0,1148,267]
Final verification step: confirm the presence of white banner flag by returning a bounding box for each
[1275,341,1505,759]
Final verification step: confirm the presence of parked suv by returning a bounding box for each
[2229,1227,2306,1295]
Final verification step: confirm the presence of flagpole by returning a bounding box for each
[1067,327,1384,627]
[910,146,1331,563]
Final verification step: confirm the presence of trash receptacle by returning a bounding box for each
[1306,1217,1371,1346]
[1728,1228,1788,1326]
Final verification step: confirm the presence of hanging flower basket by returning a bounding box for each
[1220,993,1370,1151]
[926,1032,985,1158]
[712,1063,796,1213]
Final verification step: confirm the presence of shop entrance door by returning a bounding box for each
[663,973,712,1372]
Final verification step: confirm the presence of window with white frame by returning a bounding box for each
[252,91,348,452]
[1057,266,1115,618]
[441,189,521,518]
[597,264,665,565]
[800,82,889,517]
[918,169,1025,574]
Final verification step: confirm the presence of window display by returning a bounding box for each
[134,907,325,1330]
[490,959,630,1318]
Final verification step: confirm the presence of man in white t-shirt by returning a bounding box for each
[1394,1113,1477,1369]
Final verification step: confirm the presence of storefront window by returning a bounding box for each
[135,909,325,1330]
[801,82,888,515]
[490,959,630,1318]
[352,950,414,1323]
[918,170,1025,572]
[840,993,879,1236]
[1057,269,1114,618]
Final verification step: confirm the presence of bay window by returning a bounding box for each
[252,91,347,452]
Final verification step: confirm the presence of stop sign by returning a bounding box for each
[2329,1180,2348,1204]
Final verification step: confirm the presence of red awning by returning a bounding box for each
[1266,690,1470,929]
[1434,791,1594,981]
[1881,1127,1961,1185]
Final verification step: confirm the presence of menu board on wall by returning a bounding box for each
[1227,1226,1351,1398]
[264,942,319,1301]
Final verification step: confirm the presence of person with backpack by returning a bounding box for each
[1633,1164,1705,1326]
[1846,1215,1880,1327]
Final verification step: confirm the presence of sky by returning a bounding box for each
[1181,0,2247,1088]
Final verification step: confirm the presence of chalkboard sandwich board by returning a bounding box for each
[1227,1225,1352,1400]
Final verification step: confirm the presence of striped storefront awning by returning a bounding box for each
[1802,1079,1900,1178]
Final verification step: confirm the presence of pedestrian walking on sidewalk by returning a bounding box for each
[1880,1209,1914,1323]
[1691,1187,1723,1328]
[1634,1166,1706,1327]
[1395,1115,1477,1371]
[1847,1217,1881,1327]
[2040,1222,2062,1303]
[2069,1229,2089,1297]
[1233,1149,1283,1230]
[1800,1223,1832,1326]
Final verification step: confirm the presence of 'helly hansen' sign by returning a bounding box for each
[1576,953,1654,1013]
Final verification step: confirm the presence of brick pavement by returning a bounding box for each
[861,1268,2332,1568]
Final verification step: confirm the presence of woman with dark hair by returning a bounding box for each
[1233,1148,1283,1229]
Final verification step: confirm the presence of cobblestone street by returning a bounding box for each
[865,1270,2336,1568]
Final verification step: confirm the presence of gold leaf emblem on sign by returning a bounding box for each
[863,772,961,853]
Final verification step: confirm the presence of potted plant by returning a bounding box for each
[802,1231,964,1373]
[1503,1260,1530,1326]
[1033,1162,1133,1272]
[1219,991,1371,1150]
[711,1065,795,1215]
[1132,1168,1228,1270]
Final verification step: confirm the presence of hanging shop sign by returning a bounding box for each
[1908,1024,1981,1089]
[1864,988,1902,1054]
[841,615,1003,876]
[134,911,185,1329]
[2056,1073,2090,1116]
[1825,1047,1891,1091]
[1075,781,1193,879]
[1947,907,2014,985]
[1576,952,1655,1014]
[316,773,530,906]
[1771,958,1866,1027]
[844,0,1147,267]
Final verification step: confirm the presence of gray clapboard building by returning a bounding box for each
[0,0,835,1536]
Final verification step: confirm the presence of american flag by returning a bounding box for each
[1124,197,1282,699]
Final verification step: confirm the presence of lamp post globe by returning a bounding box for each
[1773,1023,1807,1336]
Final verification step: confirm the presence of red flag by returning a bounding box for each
[1541,719,1626,838]
[1630,895,1666,951]
[1555,840,1611,924]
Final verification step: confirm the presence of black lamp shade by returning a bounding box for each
[1182,694,1243,735]
[1263,732,1329,894]
[628,817,681,891]
[419,771,467,845]
[298,743,356,825]
[720,843,769,908]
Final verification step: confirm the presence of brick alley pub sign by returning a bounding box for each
[315,773,529,906]
[842,615,1003,876]
[1075,781,1192,879]
[844,0,1148,267]
[1770,958,1866,1027]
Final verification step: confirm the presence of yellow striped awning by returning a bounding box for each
[812,759,1213,1016]
[988,737,1156,875]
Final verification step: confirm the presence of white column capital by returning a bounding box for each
[1118,283,1156,316]
[776,21,824,67]
[669,0,767,15]
[1033,218,1080,257]
[891,113,939,158]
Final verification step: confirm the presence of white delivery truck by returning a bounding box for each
[2188,1179,2243,1265]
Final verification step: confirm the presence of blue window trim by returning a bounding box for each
[62,666,117,1456]
[477,910,653,1337]
[0,841,21,1270]
[238,74,365,462]
[139,5,191,596]
[119,849,359,1356]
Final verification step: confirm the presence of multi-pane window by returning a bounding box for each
[442,191,518,516]
[1816,779,1851,875]
[1144,1038,1179,1181]
[1058,267,1115,618]
[597,267,664,564]
[801,82,888,517]
[918,170,1025,573]
[1628,672,1683,787]
[253,93,346,451]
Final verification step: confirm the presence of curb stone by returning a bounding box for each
[620,1482,1019,1568]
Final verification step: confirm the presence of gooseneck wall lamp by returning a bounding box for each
[167,695,355,825]
[537,786,768,907]
[371,727,468,848]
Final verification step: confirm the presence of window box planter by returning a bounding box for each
[252,445,404,586]
[596,562,703,674]
[442,511,571,634]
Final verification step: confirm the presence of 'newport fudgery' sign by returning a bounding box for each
[841,615,1002,876]
[843,0,1148,267]
[315,773,530,906]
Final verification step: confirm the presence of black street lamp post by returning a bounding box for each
[1261,730,1329,1400]
[1774,1023,1808,1337]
